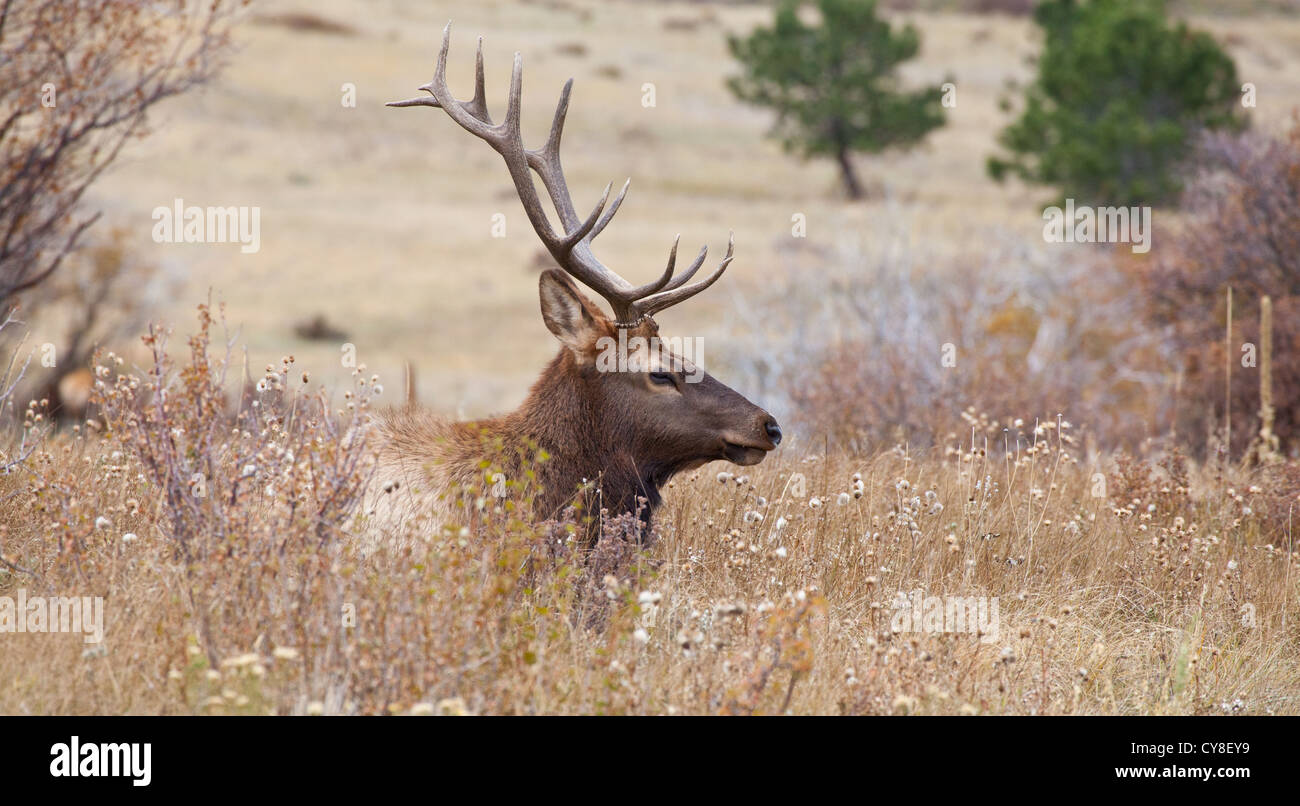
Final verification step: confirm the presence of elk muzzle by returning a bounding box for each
[721,412,782,466]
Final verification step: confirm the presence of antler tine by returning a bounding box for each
[524,78,582,234]
[636,233,735,317]
[388,24,494,132]
[657,242,709,294]
[627,234,681,299]
[558,181,612,251]
[498,54,636,306]
[386,95,441,109]
[520,74,640,305]
[435,21,451,89]
[539,80,571,164]
[625,235,705,299]
[417,22,456,111]
[588,178,629,242]
[529,83,627,248]
[392,24,737,326]
[465,37,491,122]
[503,51,524,136]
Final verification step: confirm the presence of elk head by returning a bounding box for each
[388,24,780,522]
[537,269,780,470]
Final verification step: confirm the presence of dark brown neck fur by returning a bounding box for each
[450,349,668,530]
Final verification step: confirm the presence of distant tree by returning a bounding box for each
[727,0,947,200]
[988,0,1244,207]
[0,0,242,308]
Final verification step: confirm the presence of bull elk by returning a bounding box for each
[371,24,780,540]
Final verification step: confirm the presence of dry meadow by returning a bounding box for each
[2,0,1300,715]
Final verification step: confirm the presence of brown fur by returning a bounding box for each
[367,272,779,542]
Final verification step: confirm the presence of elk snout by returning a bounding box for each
[764,417,782,446]
[721,411,782,466]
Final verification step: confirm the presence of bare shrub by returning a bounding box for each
[12,226,175,422]
[0,309,39,480]
[1136,122,1300,459]
[715,227,1155,454]
[0,305,671,713]
[88,304,377,669]
[0,0,242,306]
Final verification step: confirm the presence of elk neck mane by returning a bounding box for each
[378,346,695,527]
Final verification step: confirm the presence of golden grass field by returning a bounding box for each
[2,0,1300,716]
[2,323,1297,714]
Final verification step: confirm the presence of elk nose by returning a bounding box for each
[764,418,782,446]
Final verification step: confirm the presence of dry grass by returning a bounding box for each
[5,1,1300,716]
[1,310,1296,715]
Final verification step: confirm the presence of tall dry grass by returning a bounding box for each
[0,305,1296,715]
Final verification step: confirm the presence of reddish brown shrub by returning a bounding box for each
[1135,122,1300,459]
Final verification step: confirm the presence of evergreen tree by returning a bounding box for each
[989,0,1244,207]
[728,0,947,200]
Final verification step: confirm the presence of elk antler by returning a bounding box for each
[388,23,734,326]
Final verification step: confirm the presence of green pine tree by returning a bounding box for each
[727,0,947,200]
[989,0,1245,207]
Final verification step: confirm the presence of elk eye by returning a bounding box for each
[648,371,676,387]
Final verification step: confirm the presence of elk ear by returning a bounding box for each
[539,269,609,357]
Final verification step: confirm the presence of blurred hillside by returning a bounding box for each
[71,0,1300,421]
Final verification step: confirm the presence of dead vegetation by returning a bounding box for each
[2,0,1299,718]
[0,306,1296,715]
